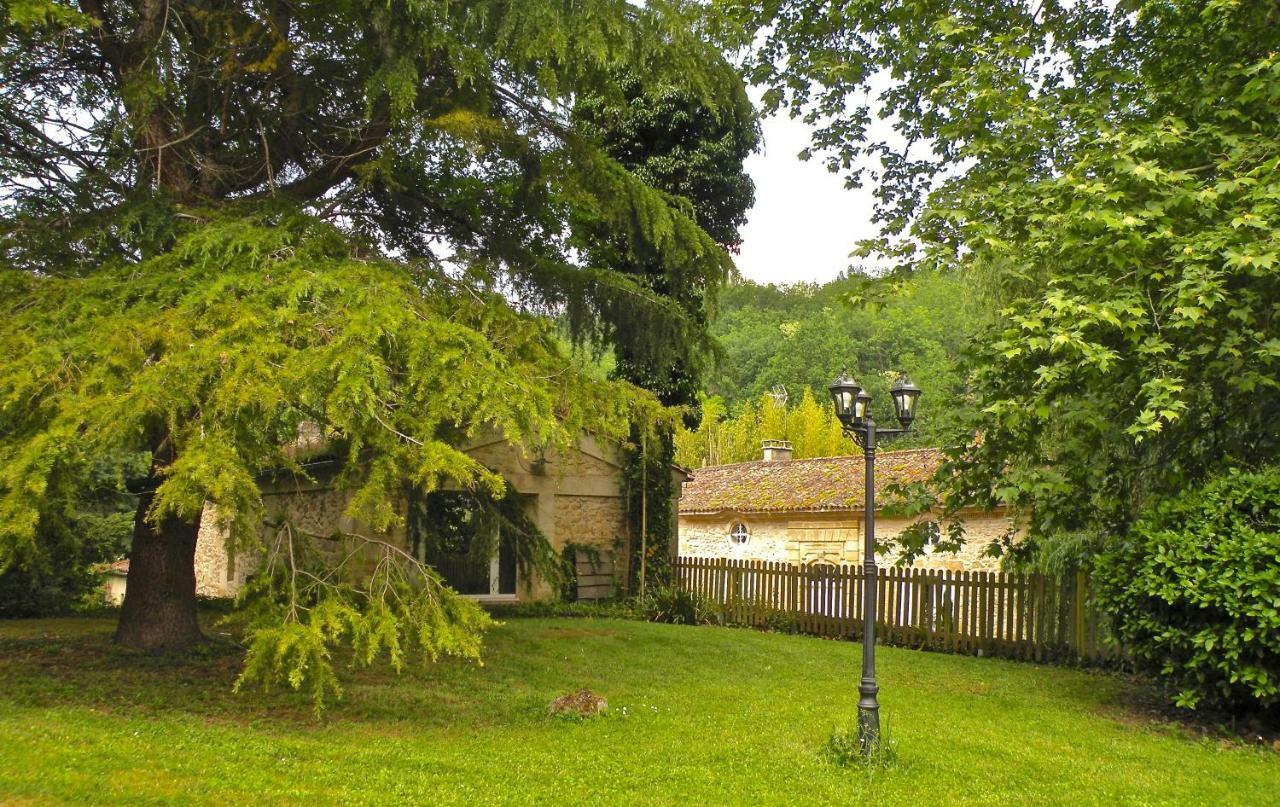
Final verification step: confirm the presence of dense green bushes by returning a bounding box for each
[1094,468,1280,716]
[0,511,131,618]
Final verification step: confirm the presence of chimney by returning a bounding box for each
[761,439,794,462]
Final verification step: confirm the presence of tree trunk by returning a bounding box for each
[114,491,204,651]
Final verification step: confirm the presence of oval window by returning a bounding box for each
[728,523,750,546]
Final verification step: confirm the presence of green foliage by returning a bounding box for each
[640,584,716,625]
[0,511,131,618]
[573,64,759,409]
[693,271,980,460]
[757,608,802,635]
[677,268,983,469]
[624,424,680,594]
[485,598,638,621]
[676,387,849,467]
[572,69,759,596]
[0,210,666,699]
[2,0,738,374]
[231,521,495,715]
[725,1,1280,578]
[0,452,140,618]
[576,68,759,249]
[3,0,750,698]
[1093,468,1280,716]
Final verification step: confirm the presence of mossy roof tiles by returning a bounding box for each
[678,448,943,515]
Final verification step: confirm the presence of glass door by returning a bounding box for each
[408,490,517,597]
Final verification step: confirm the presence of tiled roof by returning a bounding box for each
[108,558,129,575]
[678,448,943,515]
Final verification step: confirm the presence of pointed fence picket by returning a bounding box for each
[671,556,1116,663]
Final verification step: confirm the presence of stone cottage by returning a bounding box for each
[678,442,1017,571]
[195,432,682,603]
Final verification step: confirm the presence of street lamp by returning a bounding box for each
[828,369,922,753]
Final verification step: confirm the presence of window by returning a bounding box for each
[408,490,518,598]
[728,522,750,546]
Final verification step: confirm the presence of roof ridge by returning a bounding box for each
[688,446,943,473]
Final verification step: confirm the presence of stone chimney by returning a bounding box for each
[761,439,794,462]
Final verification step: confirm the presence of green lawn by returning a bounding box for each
[0,615,1274,805]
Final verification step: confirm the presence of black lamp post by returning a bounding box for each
[828,369,922,752]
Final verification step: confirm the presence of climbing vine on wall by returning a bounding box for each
[623,424,678,596]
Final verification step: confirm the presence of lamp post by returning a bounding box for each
[828,369,922,752]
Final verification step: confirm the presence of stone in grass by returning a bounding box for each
[548,688,608,718]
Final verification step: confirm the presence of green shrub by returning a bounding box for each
[641,585,716,625]
[485,599,638,621]
[0,511,132,618]
[1093,467,1280,716]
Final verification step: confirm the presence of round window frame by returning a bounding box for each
[728,522,750,547]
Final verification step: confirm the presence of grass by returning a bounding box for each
[0,614,1275,805]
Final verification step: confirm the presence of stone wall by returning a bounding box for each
[553,495,628,551]
[195,481,404,598]
[680,516,794,563]
[193,435,636,602]
[678,509,1016,572]
[551,494,629,597]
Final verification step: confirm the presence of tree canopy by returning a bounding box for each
[722,0,1280,564]
[677,270,979,467]
[0,0,750,697]
[573,66,759,408]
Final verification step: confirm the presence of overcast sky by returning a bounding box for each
[733,110,881,286]
[730,67,921,289]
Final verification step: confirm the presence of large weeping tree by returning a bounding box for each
[0,0,741,693]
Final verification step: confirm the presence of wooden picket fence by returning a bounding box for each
[673,556,1115,663]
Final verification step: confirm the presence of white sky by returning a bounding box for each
[733,110,882,286]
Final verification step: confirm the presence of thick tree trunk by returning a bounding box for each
[114,491,204,651]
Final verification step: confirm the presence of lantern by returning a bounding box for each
[890,374,922,427]
[827,369,863,428]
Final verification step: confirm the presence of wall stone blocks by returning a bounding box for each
[678,510,1016,572]
[193,433,643,603]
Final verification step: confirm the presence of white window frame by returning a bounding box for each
[459,527,518,602]
[728,522,750,546]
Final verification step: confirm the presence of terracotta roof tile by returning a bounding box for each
[678,448,943,515]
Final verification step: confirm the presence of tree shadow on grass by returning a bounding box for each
[0,614,548,730]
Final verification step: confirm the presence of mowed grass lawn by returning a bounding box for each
[1,615,1275,805]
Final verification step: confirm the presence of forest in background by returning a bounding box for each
[675,269,981,467]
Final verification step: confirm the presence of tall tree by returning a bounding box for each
[573,66,759,408]
[721,1,1280,564]
[571,66,758,589]
[0,0,741,689]
[706,271,979,449]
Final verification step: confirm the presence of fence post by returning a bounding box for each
[671,555,1114,666]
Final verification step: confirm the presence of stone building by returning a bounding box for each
[678,443,1017,571]
[195,433,679,603]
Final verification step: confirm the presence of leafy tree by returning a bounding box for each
[722,1,1280,571]
[692,270,979,462]
[0,0,742,695]
[0,512,131,618]
[573,67,758,408]
[676,388,846,467]
[572,66,758,589]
